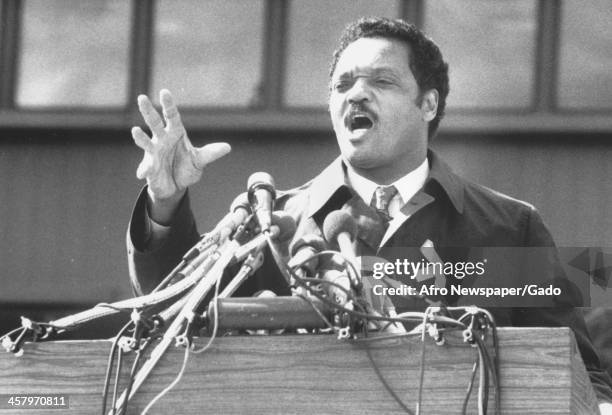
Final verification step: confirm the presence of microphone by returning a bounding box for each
[288,235,327,294]
[215,192,252,239]
[181,192,251,262]
[324,211,405,333]
[322,210,361,302]
[288,235,328,277]
[323,210,359,270]
[269,211,297,242]
[247,172,276,233]
[220,212,296,298]
[320,269,352,306]
[233,211,296,262]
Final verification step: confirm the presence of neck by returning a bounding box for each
[348,150,428,185]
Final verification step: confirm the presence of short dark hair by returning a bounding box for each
[329,17,450,139]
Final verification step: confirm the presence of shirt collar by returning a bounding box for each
[306,150,464,217]
[346,158,429,207]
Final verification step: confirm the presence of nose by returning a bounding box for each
[347,78,371,104]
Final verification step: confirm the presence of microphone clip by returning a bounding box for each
[232,213,257,245]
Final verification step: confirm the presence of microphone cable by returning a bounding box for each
[116,336,153,415]
[461,356,479,414]
[140,262,224,415]
[227,230,496,414]
[287,247,494,415]
[191,267,222,354]
[454,307,499,415]
[101,321,132,415]
[284,249,467,330]
[140,346,189,415]
[364,340,415,415]
[101,307,165,415]
[133,214,273,414]
[112,331,158,415]
[416,307,449,415]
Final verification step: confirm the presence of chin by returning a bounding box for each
[343,152,379,170]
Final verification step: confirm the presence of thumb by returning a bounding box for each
[136,156,153,180]
[193,142,231,169]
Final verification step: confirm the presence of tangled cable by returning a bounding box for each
[276,244,500,415]
[0,230,501,415]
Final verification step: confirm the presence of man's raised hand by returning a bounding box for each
[131,89,231,205]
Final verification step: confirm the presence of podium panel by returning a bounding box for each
[0,327,598,414]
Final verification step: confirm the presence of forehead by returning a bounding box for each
[333,37,412,78]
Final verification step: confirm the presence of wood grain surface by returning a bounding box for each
[0,327,598,414]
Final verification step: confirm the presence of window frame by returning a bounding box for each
[0,0,610,133]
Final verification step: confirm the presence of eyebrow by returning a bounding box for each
[334,66,401,80]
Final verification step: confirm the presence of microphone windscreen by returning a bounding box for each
[271,211,297,242]
[290,234,327,257]
[247,172,276,199]
[323,210,357,243]
[230,192,251,214]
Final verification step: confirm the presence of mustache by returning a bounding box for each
[347,103,374,116]
[345,103,378,123]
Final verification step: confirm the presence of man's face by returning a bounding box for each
[329,37,430,181]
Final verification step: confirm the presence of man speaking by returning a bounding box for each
[126,17,612,409]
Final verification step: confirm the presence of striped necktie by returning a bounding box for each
[370,185,398,222]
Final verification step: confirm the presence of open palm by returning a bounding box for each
[131,89,230,200]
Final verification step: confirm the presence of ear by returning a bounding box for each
[420,89,439,122]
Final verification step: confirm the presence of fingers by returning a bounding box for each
[193,142,232,170]
[131,127,154,152]
[136,154,153,180]
[131,126,155,180]
[160,89,183,130]
[137,94,165,137]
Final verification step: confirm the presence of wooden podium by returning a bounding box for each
[0,327,599,414]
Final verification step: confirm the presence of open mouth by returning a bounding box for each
[345,112,375,132]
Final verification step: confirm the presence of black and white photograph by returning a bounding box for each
[0,1,611,413]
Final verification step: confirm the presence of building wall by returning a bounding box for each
[1,131,610,312]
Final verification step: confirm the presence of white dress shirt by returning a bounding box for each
[346,158,430,246]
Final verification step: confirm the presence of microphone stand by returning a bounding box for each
[49,242,221,333]
[218,250,265,298]
[1,241,223,355]
[1,204,252,354]
[109,237,242,414]
[110,221,277,414]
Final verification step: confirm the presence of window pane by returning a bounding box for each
[423,0,536,109]
[558,0,612,109]
[285,0,401,107]
[16,0,130,107]
[151,0,264,107]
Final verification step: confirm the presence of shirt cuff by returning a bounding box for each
[143,201,172,251]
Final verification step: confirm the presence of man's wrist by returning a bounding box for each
[146,187,186,225]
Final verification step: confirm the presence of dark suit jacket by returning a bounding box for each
[127,150,612,402]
